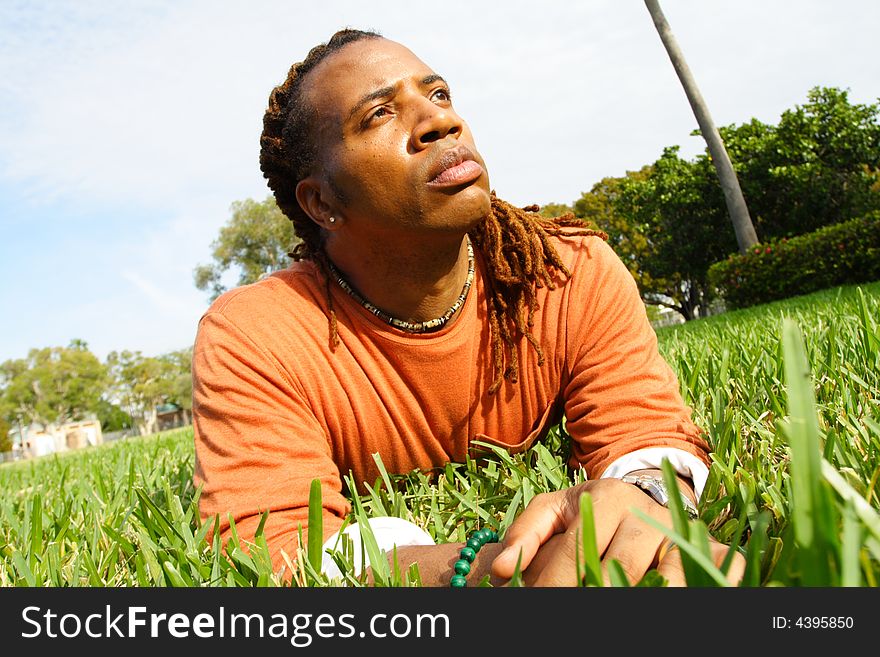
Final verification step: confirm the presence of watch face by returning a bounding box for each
[623,475,668,505]
[622,475,699,517]
[642,480,669,505]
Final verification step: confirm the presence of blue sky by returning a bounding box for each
[1,0,878,363]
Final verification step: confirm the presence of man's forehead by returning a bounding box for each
[303,38,437,113]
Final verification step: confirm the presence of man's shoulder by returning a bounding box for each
[544,232,635,311]
[546,231,618,272]
[202,261,325,328]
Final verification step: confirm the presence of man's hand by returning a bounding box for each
[490,478,745,587]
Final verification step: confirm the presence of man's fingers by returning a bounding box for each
[521,531,580,587]
[600,520,667,586]
[713,541,746,586]
[492,482,629,579]
[492,479,668,579]
[655,541,687,587]
[492,527,545,579]
[656,539,746,587]
[491,491,571,578]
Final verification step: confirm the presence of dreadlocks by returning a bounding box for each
[259,29,606,394]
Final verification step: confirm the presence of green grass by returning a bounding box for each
[2,281,879,586]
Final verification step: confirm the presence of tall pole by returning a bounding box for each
[645,0,759,253]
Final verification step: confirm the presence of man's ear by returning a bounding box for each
[295,177,339,230]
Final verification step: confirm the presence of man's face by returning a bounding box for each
[300,38,491,238]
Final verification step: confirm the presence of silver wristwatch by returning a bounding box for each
[620,473,699,519]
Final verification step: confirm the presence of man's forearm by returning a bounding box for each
[373,543,506,587]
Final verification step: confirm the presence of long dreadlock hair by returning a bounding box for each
[259,29,606,394]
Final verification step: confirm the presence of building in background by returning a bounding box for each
[5,418,103,460]
[156,403,190,432]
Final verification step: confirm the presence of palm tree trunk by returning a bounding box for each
[644,0,759,253]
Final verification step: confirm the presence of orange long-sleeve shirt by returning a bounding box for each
[192,234,709,565]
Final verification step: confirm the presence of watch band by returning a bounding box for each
[620,473,699,519]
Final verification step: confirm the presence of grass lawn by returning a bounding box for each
[2,281,879,586]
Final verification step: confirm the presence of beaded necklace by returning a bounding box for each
[326,237,475,333]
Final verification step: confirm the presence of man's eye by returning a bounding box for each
[368,106,390,122]
[432,88,451,102]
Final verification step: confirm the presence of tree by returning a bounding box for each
[550,85,879,322]
[567,159,735,321]
[161,348,193,425]
[718,87,880,239]
[95,400,132,433]
[106,351,170,436]
[0,416,11,452]
[0,341,107,428]
[194,196,298,301]
[644,0,759,253]
[538,202,575,218]
[106,348,193,436]
[618,148,739,319]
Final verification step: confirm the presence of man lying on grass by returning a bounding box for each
[192,28,744,586]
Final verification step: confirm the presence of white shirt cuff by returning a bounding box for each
[320,516,436,580]
[599,447,710,500]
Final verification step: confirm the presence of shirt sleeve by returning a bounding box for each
[563,239,711,482]
[600,447,711,500]
[192,311,350,571]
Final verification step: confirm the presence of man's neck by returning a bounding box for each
[324,232,472,324]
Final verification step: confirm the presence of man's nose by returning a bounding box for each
[410,100,462,151]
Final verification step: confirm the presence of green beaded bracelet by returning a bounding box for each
[450,528,499,587]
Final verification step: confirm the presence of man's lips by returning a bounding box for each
[427,145,484,187]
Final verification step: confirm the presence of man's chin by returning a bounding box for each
[429,182,492,230]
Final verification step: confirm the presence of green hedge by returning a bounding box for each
[708,213,880,309]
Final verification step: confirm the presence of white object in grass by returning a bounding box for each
[321,516,435,580]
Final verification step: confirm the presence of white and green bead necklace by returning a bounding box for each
[326,237,475,333]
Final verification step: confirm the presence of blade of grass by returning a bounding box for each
[28,493,42,570]
[659,460,714,586]
[578,492,602,587]
[631,510,730,587]
[742,511,770,587]
[781,318,835,585]
[840,503,862,587]
[372,453,397,498]
[307,480,324,574]
[821,460,880,561]
[508,550,524,587]
[349,488,390,586]
[607,559,631,588]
